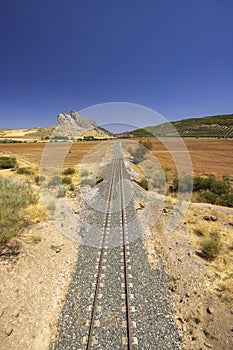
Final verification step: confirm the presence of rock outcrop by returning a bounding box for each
[53,110,112,140]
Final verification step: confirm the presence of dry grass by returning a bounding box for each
[184,206,233,303]
[24,200,48,225]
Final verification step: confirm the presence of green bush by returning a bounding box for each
[63,167,75,175]
[0,176,38,244]
[62,177,72,185]
[57,185,66,198]
[198,190,219,204]
[35,175,46,184]
[48,175,62,186]
[0,156,17,169]
[138,178,149,191]
[173,175,193,193]
[218,193,233,207]
[201,233,222,260]
[193,177,230,195]
[69,184,75,191]
[17,167,34,175]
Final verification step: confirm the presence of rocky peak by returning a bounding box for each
[54,110,112,140]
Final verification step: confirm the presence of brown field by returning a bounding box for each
[125,137,233,176]
[0,138,232,175]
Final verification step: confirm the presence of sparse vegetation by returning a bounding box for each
[34,175,46,184]
[137,178,149,191]
[200,232,222,260]
[31,235,42,244]
[139,140,153,150]
[172,175,193,193]
[62,177,72,185]
[48,175,62,186]
[131,144,149,164]
[69,184,75,191]
[17,167,34,175]
[63,167,75,175]
[46,201,56,215]
[171,175,233,207]
[0,156,17,169]
[57,185,66,198]
[0,176,38,244]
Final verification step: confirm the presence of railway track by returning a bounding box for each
[53,142,182,350]
[85,144,134,349]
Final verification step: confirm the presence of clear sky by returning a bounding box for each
[0,0,233,128]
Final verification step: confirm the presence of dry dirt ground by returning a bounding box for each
[149,203,233,350]
[0,139,233,349]
[0,222,78,350]
[0,138,233,175]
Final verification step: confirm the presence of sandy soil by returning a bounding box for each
[0,222,78,350]
[148,203,233,350]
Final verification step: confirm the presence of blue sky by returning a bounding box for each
[0,0,232,128]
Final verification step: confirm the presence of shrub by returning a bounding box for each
[193,177,230,195]
[0,176,38,244]
[218,193,233,207]
[80,169,89,177]
[46,201,56,215]
[139,140,153,150]
[69,184,75,191]
[57,185,66,198]
[48,175,62,186]
[198,190,219,204]
[17,167,34,175]
[62,177,72,185]
[35,175,46,184]
[0,156,17,169]
[31,235,42,244]
[63,167,75,175]
[138,178,149,191]
[173,175,193,193]
[200,233,222,260]
[132,145,148,164]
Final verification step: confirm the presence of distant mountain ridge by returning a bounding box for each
[127,114,233,138]
[1,112,233,141]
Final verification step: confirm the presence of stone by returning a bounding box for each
[5,325,13,336]
[203,215,218,222]
[51,244,64,253]
[203,215,211,221]
[207,306,214,314]
[54,111,112,140]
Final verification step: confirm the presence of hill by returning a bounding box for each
[0,111,113,142]
[127,114,233,138]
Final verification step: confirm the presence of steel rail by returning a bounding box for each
[86,157,117,349]
[119,157,133,350]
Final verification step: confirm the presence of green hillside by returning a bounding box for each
[127,114,233,138]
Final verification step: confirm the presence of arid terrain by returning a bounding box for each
[0,138,232,349]
[0,138,232,175]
